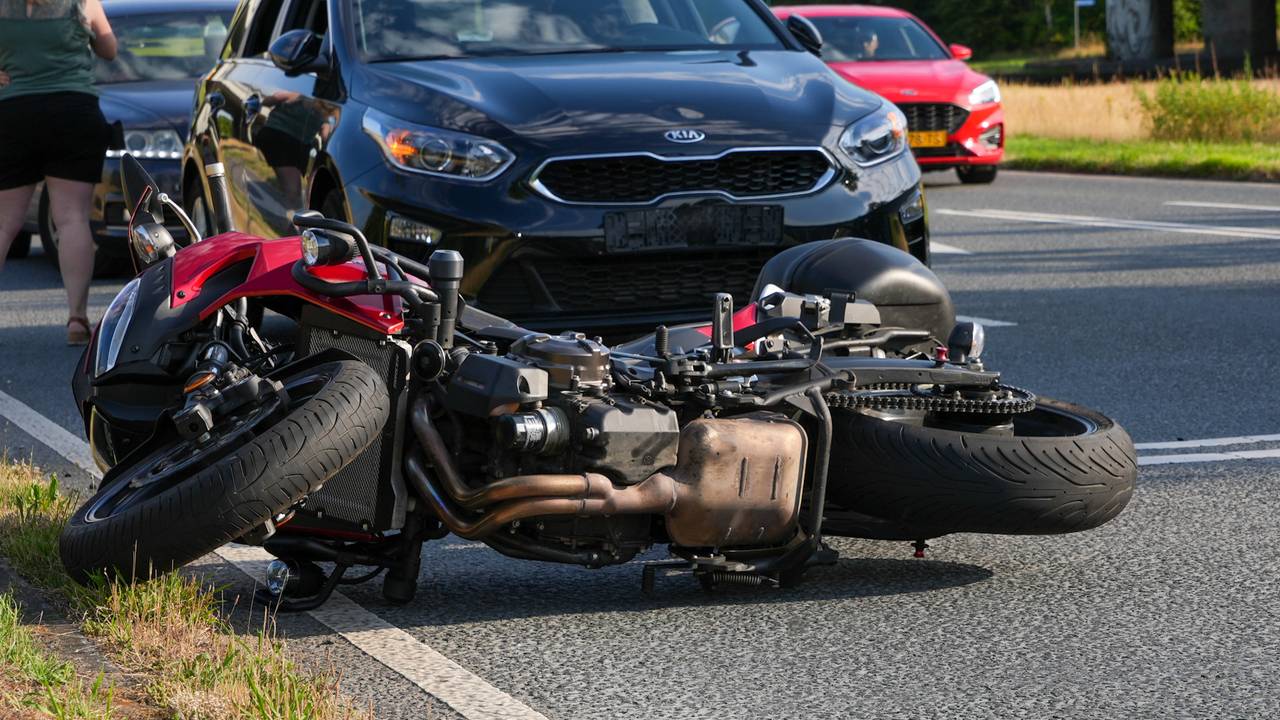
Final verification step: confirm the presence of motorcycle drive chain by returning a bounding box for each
[825,383,1038,414]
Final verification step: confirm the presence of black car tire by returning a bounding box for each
[5,232,31,259]
[826,397,1136,538]
[60,360,390,584]
[39,189,129,276]
[957,165,998,184]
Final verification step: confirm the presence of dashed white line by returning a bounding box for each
[1139,449,1280,466]
[934,208,1280,240]
[931,241,971,255]
[1164,200,1280,213]
[955,315,1017,328]
[1135,433,1280,450]
[0,390,547,720]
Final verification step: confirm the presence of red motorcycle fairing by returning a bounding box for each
[170,232,406,335]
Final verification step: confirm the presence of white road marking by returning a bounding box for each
[0,390,548,720]
[216,546,548,720]
[1135,433,1280,450]
[930,241,971,255]
[1139,449,1280,466]
[955,315,1018,328]
[934,208,1280,240]
[1164,200,1280,213]
[0,389,98,477]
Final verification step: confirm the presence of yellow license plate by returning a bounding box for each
[909,131,948,148]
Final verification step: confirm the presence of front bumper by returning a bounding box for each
[914,103,1004,170]
[344,151,928,336]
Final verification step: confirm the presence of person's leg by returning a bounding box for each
[0,184,38,273]
[44,177,97,321]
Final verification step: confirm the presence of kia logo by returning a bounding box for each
[664,129,706,144]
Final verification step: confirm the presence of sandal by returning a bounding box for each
[67,316,91,346]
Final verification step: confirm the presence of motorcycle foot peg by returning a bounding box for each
[912,539,930,559]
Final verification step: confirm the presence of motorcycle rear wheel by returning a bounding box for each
[60,360,389,584]
[825,397,1136,539]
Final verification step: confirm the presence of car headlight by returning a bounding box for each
[362,108,515,181]
[94,278,141,377]
[838,106,908,167]
[106,129,183,160]
[968,79,1001,107]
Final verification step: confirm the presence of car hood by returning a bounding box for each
[827,59,987,106]
[98,79,196,135]
[351,50,884,150]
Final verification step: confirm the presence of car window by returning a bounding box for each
[278,0,329,37]
[804,15,949,62]
[348,0,784,62]
[221,2,252,59]
[243,0,288,57]
[94,10,236,82]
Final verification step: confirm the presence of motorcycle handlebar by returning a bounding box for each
[290,212,382,282]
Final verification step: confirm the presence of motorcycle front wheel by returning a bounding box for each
[60,360,389,584]
[825,397,1137,539]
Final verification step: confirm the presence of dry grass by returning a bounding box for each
[1003,78,1280,142]
[0,456,372,720]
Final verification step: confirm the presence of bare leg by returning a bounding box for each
[0,184,37,273]
[45,177,97,320]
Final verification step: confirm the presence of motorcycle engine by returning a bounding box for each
[444,332,680,486]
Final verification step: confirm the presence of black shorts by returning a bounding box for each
[0,91,111,190]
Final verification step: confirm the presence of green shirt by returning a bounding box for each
[0,0,97,101]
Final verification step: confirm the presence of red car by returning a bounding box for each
[773,5,1003,184]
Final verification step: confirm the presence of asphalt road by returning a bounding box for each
[2,169,1278,719]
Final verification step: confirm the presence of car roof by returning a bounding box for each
[105,0,238,16]
[772,5,914,19]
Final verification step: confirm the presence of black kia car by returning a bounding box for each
[183,0,929,333]
[14,0,236,273]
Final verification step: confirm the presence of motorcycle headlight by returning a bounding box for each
[105,129,183,160]
[839,106,908,167]
[968,79,1001,107]
[94,278,141,377]
[362,108,514,181]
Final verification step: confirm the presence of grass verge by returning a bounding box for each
[1005,135,1280,182]
[0,592,117,719]
[0,456,370,720]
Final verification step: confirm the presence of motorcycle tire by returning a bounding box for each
[825,397,1136,538]
[60,360,389,584]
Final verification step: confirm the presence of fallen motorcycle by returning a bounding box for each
[62,155,1135,608]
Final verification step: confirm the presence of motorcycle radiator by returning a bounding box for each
[296,306,410,531]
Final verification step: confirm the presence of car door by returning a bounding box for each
[244,0,340,237]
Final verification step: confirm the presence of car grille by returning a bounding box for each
[478,250,774,319]
[898,103,969,133]
[532,149,833,204]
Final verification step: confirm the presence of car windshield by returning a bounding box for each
[805,15,948,62]
[95,11,234,83]
[349,0,785,61]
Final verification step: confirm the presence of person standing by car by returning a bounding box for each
[0,0,117,344]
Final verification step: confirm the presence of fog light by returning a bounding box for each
[388,214,442,245]
[898,189,926,225]
[980,124,1003,148]
[265,559,292,596]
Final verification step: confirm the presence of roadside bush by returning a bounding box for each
[1137,69,1280,142]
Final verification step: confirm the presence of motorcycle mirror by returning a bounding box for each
[121,154,164,226]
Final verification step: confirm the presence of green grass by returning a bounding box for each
[0,592,117,719]
[1137,70,1280,143]
[1005,135,1280,182]
[0,457,370,719]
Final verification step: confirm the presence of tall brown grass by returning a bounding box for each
[1002,77,1280,142]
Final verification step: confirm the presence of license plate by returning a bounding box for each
[909,130,948,148]
[604,205,784,253]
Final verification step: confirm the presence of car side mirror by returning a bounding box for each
[786,15,823,57]
[950,43,973,61]
[269,29,328,76]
